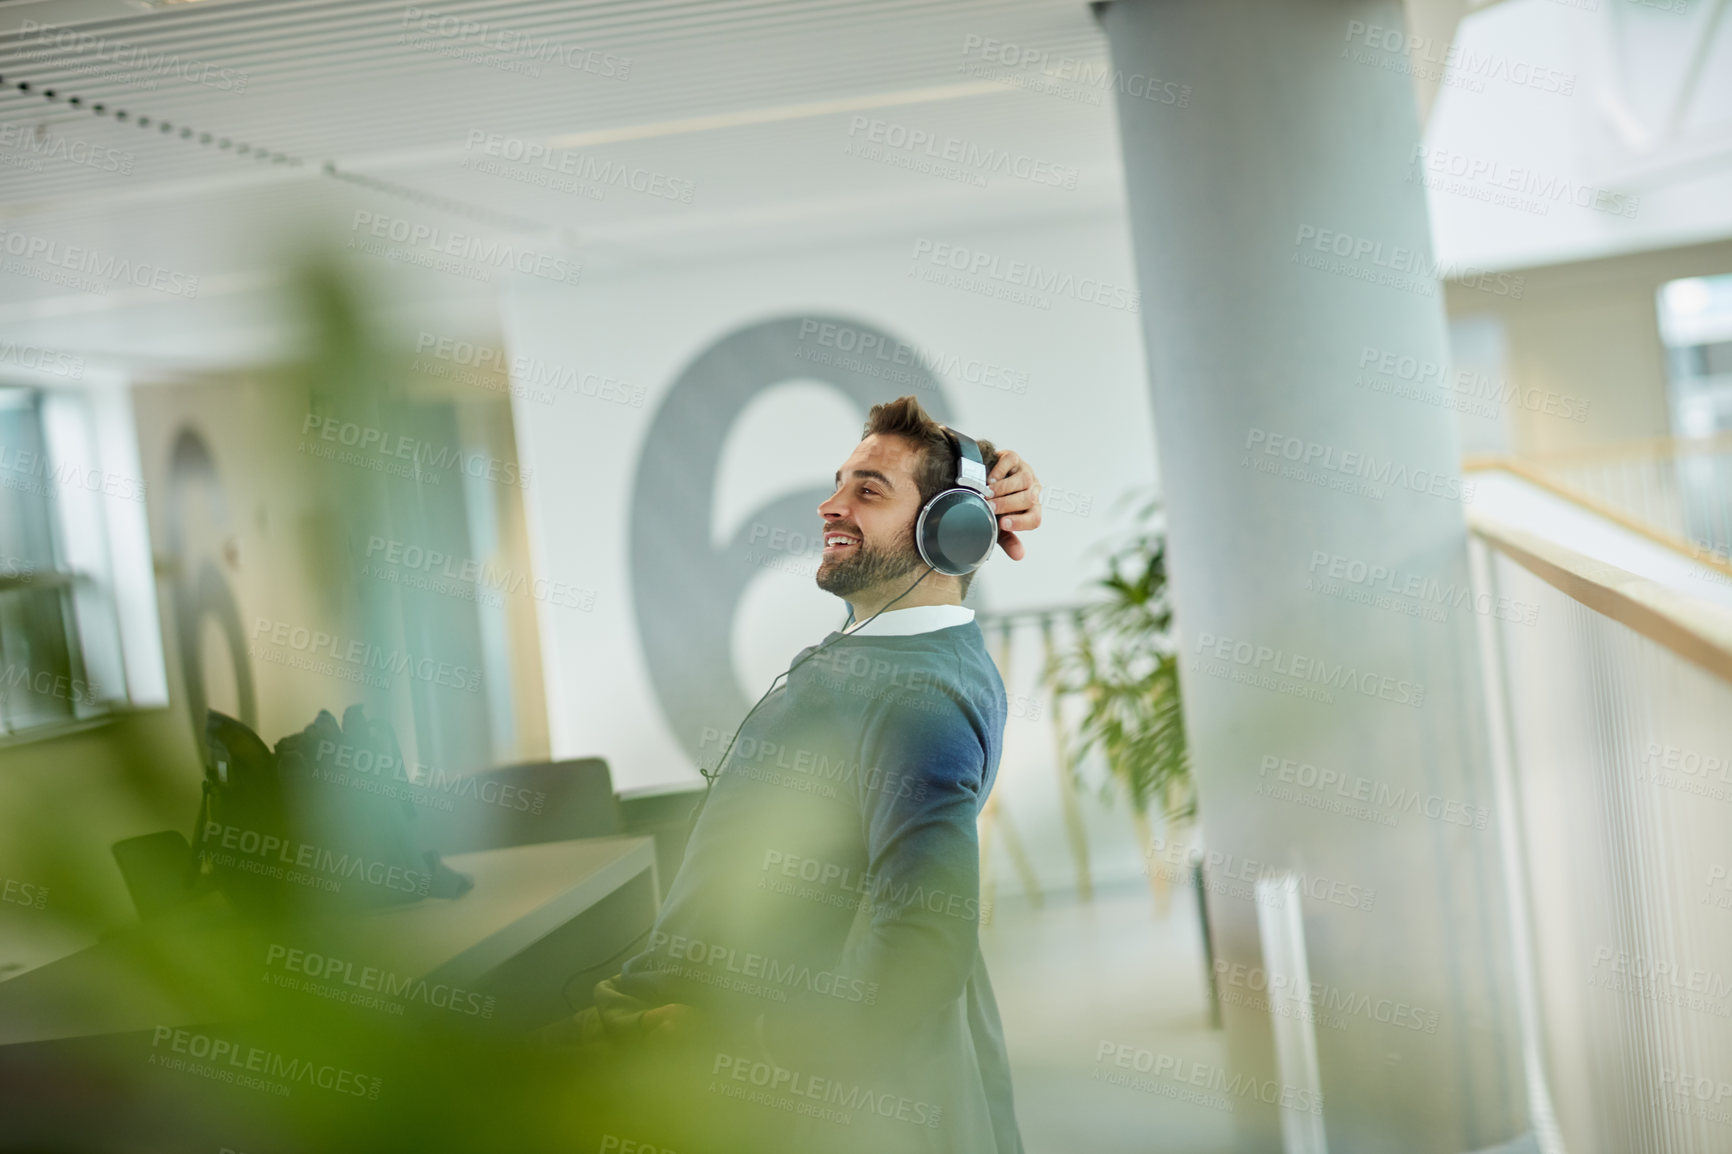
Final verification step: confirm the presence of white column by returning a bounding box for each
[1098,1,1531,1150]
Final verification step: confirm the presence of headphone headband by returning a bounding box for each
[944,427,990,495]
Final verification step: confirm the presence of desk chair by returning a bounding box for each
[413,757,624,855]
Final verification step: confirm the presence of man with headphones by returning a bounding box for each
[571,395,1032,1154]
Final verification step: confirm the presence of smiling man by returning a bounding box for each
[574,396,1038,1154]
[816,413,996,616]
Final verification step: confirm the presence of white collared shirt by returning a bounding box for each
[843,603,975,638]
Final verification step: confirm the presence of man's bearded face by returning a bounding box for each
[815,515,921,598]
[816,434,929,600]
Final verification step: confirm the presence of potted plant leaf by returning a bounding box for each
[1042,491,1193,909]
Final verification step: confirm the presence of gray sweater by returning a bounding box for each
[618,619,1023,1154]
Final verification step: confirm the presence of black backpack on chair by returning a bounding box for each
[191,704,472,915]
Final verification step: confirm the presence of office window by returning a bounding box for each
[1657,274,1732,439]
[0,387,114,736]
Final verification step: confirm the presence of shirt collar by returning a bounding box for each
[843,603,975,638]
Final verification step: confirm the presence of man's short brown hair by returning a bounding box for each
[861,395,999,596]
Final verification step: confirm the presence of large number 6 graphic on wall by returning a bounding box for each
[629,315,956,758]
[166,427,258,751]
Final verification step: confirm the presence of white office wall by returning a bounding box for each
[503,210,1164,892]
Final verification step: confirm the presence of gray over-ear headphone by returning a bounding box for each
[915,427,997,577]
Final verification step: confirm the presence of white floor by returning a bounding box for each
[982,876,1240,1154]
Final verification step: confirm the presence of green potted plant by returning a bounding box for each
[1042,492,1192,906]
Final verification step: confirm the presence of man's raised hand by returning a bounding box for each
[986,449,1043,561]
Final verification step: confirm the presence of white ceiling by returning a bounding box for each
[0,0,1156,376]
[2,0,1727,365]
[0,0,1123,265]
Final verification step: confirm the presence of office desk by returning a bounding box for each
[0,836,658,1046]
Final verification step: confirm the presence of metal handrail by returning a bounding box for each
[1465,430,1732,469]
[1468,508,1732,685]
[1462,455,1732,584]
[973,601,1105,628]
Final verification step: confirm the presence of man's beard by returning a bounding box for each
[815,524,922,599]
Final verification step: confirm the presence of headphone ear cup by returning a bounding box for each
[916,489,997,576]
